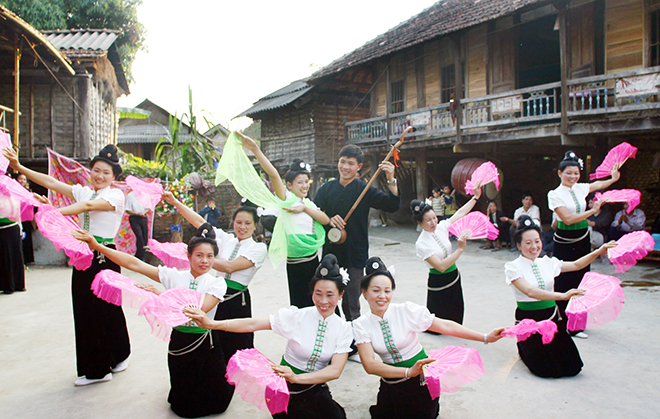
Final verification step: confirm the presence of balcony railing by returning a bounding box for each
[346,66,660,144]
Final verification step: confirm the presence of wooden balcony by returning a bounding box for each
[346,66,660,147]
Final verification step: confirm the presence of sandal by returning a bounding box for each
[480,244,494,249]
[492,247,502,252]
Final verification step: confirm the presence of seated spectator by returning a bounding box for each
[500,193,541,252]
[587,199,613,248]
[482,200,509,251]
[199,198,221,227]
[608,204,646,241]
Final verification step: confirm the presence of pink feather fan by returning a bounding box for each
[35,205,94,270]
[447,212,499,240]
[0,131,11,174]
[91,269,155,309]
[594,189,641,213]
[0,188,21,221]
[424,346,485,399]
[148,238,190,269]
[125,175,163,210]
[465,161,500,195]
[501,319,557,344]
[608,230,655,273]
[0,174,41,221]
[226,348,290,415]
[566,272,624,331]
[590,142,637,180]
[140,287,204,337]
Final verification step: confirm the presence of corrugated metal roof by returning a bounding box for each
[309,0,546,81]
[236,80,313,118]
[44,29,119,55]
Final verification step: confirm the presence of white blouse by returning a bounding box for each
[125,191,146,214]
[158,266,227,324]
[504,256,563,302]
[352,302,434,365]
[547,183,590,215]
[285,191,318,235]
[213,228,267,287]
[415,220,453,265]
[72,184,125,239]
[270,306,353,373]
[513,205,541,225]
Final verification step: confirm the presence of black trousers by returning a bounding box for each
[553,228,590,332]
[71,247,130,378]
[0,223,24,293]
[369,375,439,419]
[128,215,148,261]
[286,254,318,308]
[426,269,464,325]
[272,383,346,419]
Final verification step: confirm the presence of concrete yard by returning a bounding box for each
[1,225,659,418]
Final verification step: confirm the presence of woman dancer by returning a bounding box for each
[3,145,130,385]
[76,224,231,417]
[0,174,24,293]
[505,215,616,377]
[412,181,481,325]
[163,193,267,374]
[353,257,503,418]
[234,132,329,308]
[186,254,352,419]
[548,151,619,338]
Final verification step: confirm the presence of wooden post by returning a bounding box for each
[453,35,463,144]
[13,36,21,150]
[558,7,569,135]
[29,81,34,158]
[385,63,391,143]
[415,151,428,200]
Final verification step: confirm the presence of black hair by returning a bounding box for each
[410,199,434,222]
[442,185,451,190]
[512,215,542,245]
[90,144,122,176]
[487,200,498,208]
[284,158,311,184]
[521,192,534,200]
[339,144,364,164]
[360,256,395,291]
[206,197,215,203]
[558,150,583,172]
[187,222,219,256]
[232,205,259,224]
[309,254,347,293]
[432,187,441,194]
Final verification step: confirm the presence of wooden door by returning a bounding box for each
[489,27,516,93]
[567,2,595,78]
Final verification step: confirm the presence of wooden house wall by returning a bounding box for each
[313,101,370,169]
[423,40,440,105]
[466,25,488,98]
[606,0,644,72]
[374,61,387,117]
[260,105,316,168]
[405,49,417,111]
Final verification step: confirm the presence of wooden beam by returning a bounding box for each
[452,34,463,144]
[29,81,33,158]
[558,7,569,134]
[385,63,391,144]
[13,35,20,149]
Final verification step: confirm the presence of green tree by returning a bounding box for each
[0,0,145,82]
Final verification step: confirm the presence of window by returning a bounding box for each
[390,80,404,113]
[440,64,455,104]
[651,10,660,66]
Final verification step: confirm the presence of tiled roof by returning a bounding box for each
[309,0,546,80]
[236,80,313,118]
[43,29,119,57]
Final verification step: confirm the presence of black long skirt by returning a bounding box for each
[72,247,130,378]
[369,375,438,419]
[515,306,583,378]
[272,382,346,419]
[167,329,233,418]
[427,269,464,325]
[214,286,254,401]
[286,254,318,308]
[0,223,24,293]
[553,228,590,329]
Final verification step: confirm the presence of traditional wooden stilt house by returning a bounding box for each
[243,0,660,224]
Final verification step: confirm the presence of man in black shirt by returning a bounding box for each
[314,144,401,321]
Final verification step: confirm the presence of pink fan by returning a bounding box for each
[125,175,163,210]
[590,142,637,180]
[608,230,655,273]
[140,287,204,329]
[0,131,11,174]
[566,272,625,331]
[447,212,499,240]
[138,308,173,342]
[226,348,290,415]
[91,269,155,309]
[594,189,641,213]
[0,190,21,221]
[148,238,189,269]
[35,205,94,270]
[501,318,557,344]
[424,346,485,399]
[465,161,500,195]
[0,175,41,221]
